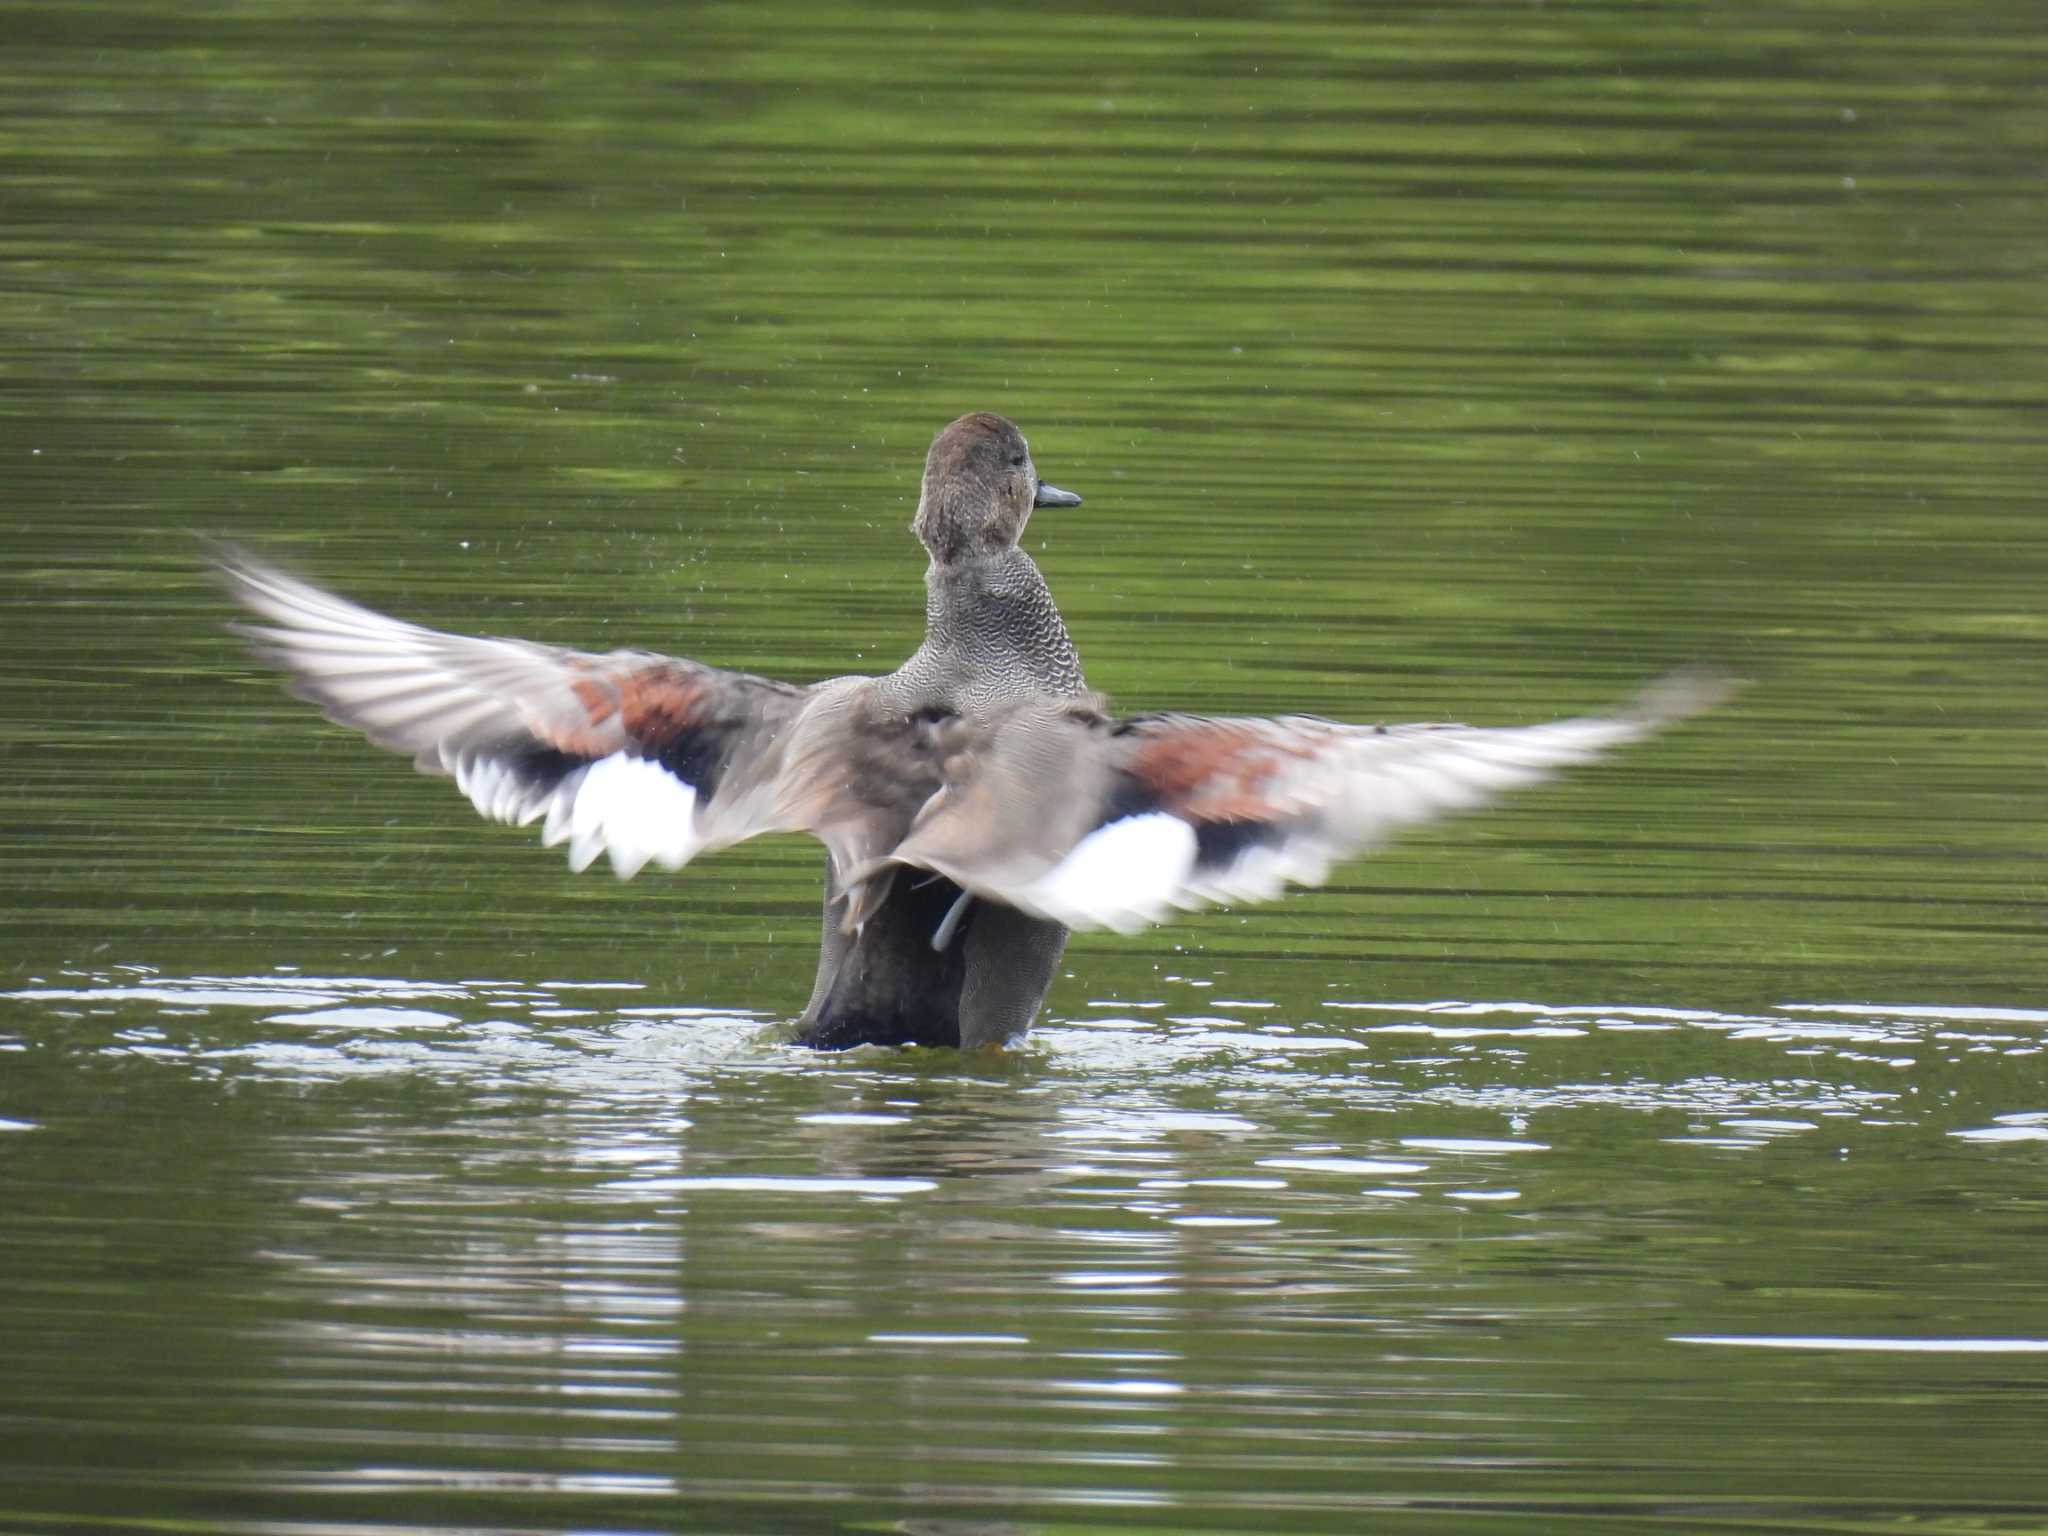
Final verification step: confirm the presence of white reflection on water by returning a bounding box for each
[1949,1112,2048,1143]
[1257,1156,1428,1176]
[264,1005,461,1030]
[1674,1335,2048,1354]
[6,967,2037,1144]
[1780,1003,2048,1026]
[607,1175,937,1195]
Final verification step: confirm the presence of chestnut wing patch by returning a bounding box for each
[1119,713,1325,868]
[222,552,809,879]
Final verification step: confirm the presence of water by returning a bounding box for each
[8,973,2048,1531]
[4,2,2046,1532]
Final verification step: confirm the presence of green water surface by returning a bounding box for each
[3,3,2045,1533]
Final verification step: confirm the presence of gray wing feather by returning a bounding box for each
[219,550,812,878]
[859,673,1736,933]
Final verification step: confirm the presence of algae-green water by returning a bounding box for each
[4,4,2046,1532]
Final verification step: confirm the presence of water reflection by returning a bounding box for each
[9,966,2045,1120]
[6,965,2048,1529]
[1677,1335,2048,1354]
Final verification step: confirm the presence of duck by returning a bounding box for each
[219,411,1729,1050]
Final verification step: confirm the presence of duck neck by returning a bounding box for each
[919,547,1085,697]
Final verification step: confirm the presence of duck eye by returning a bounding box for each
[1009,454,1026,468]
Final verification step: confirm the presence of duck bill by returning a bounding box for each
[1033,481,1082,508]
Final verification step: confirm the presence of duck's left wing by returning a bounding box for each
[855,673,1734,934]
[219,551,811,878]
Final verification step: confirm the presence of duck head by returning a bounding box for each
[913,412,1081,563]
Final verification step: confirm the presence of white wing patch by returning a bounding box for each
[546,754,704,879]
[449,749,581,831]
[1183,840,1332,909]
[1014,812,1198,933]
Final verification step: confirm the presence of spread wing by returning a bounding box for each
[851,673,1735,934]
[219,551,812,879]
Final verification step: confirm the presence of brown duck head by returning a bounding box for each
[912,412,1080,563]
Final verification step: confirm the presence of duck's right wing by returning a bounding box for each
[220,551,813,878]
[851,672,1735,934]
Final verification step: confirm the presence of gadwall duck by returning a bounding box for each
[220,412,1728,1049]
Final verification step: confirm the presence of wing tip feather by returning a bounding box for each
[1619,667,1746,731]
